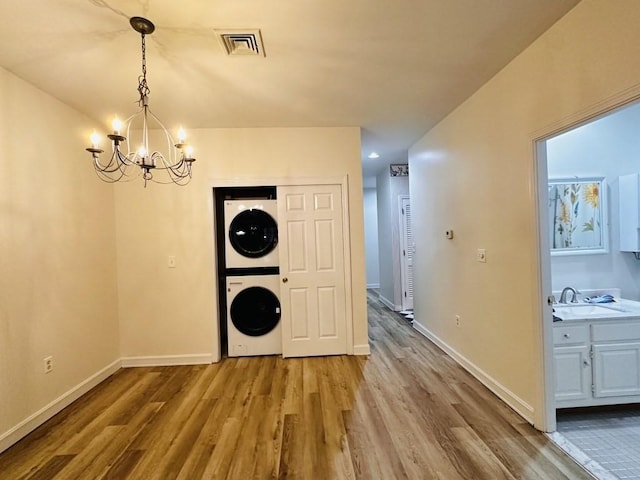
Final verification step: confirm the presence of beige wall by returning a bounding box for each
[114,127,368,361]
[409,0,640,427]
[0,68,120,444]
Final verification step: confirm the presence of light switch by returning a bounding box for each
[168,255,176,268]
[476,249,486,263]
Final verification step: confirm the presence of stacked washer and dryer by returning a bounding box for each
[223,197,282,357]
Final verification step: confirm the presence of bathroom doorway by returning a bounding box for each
[537,99,640,478]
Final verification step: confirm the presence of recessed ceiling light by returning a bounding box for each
[368,152,380,159]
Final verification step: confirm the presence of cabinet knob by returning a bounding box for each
[563,333,570,339]
[282,277,288,283]
[583,360,590,367]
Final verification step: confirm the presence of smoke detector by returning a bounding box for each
[216,29,265,57]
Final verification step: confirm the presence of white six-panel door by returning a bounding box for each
[277,184,347,357]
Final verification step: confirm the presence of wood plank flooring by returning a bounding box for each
[0,291,591,479]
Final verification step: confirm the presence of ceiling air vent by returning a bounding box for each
[216,29,265,57]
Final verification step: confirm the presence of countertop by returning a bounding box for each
[553,298,640,322]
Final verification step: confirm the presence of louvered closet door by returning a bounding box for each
[400,196,414,310]
[277,184,347,357]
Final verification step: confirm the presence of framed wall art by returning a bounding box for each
[390,164,409,176]
[548,177,608,255]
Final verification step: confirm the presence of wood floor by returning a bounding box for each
[0,291,590,479]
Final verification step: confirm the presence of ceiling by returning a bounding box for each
[0,0,580,185]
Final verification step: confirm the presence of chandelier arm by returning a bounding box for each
[144,149,193,185]
[94,170,124,183]
[93,150,141,182]
[145,107,181,167]
[147,171,193,185]
[93,156,126,183]
[141,107,149,156]
[121,109,142,164]
[116,146,139,168]
[147,158,193,184]
[92,149,125,174]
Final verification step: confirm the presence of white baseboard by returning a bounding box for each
[121,353,215,367]
[0,354,216,454]
[412,321,534,424]
[366,283,380,289]
[378,294,402,312]
[353,343,371,355]
[0,359,122,454]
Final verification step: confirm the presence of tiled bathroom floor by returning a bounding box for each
[551,407,640,479]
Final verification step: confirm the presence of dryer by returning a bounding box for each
[226,274,282,357]
[224,199,279,268]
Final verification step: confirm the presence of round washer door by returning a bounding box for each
[230,286,281,336]
[228,209,278,258]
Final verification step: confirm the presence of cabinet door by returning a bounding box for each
[554,345,591,403]
[593,342,640,397]
[277,184,348,358]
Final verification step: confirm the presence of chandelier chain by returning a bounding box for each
[137,32,150,106]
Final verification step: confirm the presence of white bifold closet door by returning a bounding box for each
[400,196,414,311]
[277,184,347,357]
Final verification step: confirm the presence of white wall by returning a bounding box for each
[409,0,640,427]
[114,127,369,361]
[548,101,640,299]
[376,169,409,310]
[363,188,380,288]
[0,67,120,450]
[376,170,393,305]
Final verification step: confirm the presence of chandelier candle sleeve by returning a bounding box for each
[85,16,196,186]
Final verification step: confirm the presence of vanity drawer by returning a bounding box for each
[592,321,640,342]
[553,324,589,345]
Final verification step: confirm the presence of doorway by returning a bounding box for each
[537,99,640,477]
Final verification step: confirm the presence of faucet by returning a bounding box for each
[559,286,580,304]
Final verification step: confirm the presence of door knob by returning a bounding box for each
[282,277,288,283]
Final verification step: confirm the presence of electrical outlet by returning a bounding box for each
[455,315,461,327]
[44,356,53,374]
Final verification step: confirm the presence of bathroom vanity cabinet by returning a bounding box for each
[554,319,640,407]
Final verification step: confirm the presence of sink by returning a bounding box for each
[554,303,630,320]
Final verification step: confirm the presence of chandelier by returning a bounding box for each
[86,17,195,186]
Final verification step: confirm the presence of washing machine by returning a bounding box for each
[224,199,279,269]
[226,274,282,357]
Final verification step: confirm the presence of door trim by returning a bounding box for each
[212,175,354,357]
[532,83,640,432]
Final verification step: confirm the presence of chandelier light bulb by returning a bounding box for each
[112,117,123,135]
[185,145,194,158]
[138,145,147,158]
[90,131,101,148]
[177,127,187,144]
